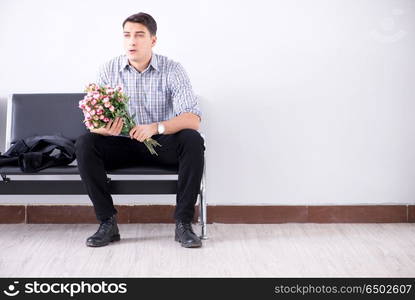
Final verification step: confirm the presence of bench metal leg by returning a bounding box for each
[198,160,208,240]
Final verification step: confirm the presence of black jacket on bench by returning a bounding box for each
[0,135,76,173]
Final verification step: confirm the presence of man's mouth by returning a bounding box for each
[129,49,137,54]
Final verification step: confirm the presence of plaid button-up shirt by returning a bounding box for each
[96,52,202,130]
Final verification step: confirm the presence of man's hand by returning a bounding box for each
[129,123,158,142]
[90,117,124,136]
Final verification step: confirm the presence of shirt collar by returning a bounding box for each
[121,52,159,73]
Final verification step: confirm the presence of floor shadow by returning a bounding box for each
[118,235,173,244]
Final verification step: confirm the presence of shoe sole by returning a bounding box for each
[86,234,121,247]
[174,235,202,248]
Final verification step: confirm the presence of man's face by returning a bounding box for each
[123,21,157,62]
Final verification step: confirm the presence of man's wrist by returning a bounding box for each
[152,123,158,136]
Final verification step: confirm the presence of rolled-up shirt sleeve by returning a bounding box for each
[168,62,202,121]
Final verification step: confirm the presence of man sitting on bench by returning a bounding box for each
[75,12,205,248]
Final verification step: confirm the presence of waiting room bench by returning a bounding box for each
[0,93,207,238]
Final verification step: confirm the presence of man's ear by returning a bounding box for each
[151,35,157,47]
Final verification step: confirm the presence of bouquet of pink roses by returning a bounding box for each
[78,83,161,155]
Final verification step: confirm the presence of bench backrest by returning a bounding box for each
[6,93,88,148]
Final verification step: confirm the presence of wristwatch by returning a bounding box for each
[157,122,165,134]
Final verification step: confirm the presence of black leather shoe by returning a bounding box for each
[86,215,120,247]
[175,221,202,248]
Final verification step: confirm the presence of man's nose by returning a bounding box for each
[128,38,136,46]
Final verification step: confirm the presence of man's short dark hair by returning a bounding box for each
[122,12,157,36]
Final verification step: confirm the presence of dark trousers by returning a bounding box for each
[75,129,205,223]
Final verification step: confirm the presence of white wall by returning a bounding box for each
[0,0,414,205]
